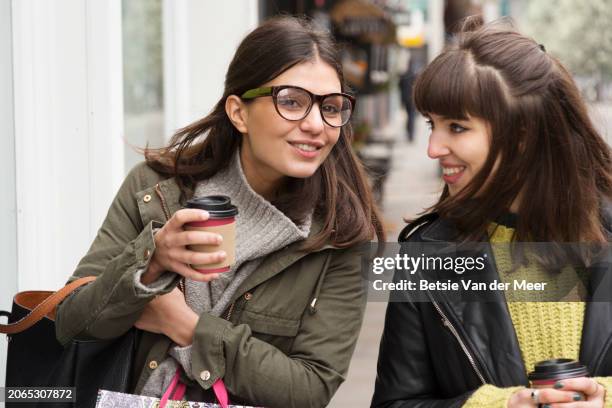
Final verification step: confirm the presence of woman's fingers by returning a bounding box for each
[170,230,223,247]
[514,388,585,405]
[548,402,597,408]
[170,248,226,266]
[169,208,209,229]
[547,378,605,407]
[170,261,220,282]
[547,391,604,408]
[149,208,227,283]
[554,378,600,396]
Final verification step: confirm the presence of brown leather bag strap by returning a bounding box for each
[0,276,97,335]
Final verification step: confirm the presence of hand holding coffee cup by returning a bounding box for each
[508,387,587,407]
[183,195,238,273]
[142,206,229,284]
[537,376,605,407]
[507,359,597,407]
[528,359,603,407]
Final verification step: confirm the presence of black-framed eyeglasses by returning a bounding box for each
[241,85,356,128]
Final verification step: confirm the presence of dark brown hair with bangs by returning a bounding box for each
[414,16,612,243]
[144,15,384,249]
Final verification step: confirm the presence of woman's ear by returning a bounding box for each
[225,95,249,134]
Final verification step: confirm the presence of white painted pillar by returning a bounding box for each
[1,0,17,389]
[11,0,124,291]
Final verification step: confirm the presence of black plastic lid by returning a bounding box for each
[528,359,589,381]
[185,195,238,218]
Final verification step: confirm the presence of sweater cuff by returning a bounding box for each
[130,220,178,298]
[169,343,195,381]
[133,268,177,297]
[594,377,612,407]
[462,384,523,408]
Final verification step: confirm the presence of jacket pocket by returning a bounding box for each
[240,309,299,337]
[240,309,299,354]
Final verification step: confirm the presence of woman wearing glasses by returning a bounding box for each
[56,16,383,407]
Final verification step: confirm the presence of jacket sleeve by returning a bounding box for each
[371,296,474,408]
[188,246,366,408]
[55,164,179,346]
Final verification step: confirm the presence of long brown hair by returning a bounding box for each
[145,15,384,249]
[414,16,612,243]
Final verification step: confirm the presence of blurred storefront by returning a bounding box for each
[262,0,402,203]
[259,0,449,204]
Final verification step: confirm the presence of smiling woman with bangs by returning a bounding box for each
[372,16,612,408]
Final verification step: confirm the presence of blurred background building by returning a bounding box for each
[1,0,611,405]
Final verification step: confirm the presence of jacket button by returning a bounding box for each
[144,249,151,259]
[244,292,253,301]
[148,360,158,369]
[200,370,211,381]
[143,194,152,203]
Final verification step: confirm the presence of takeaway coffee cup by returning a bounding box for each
[528,358,589,400]
[184,195,238,273]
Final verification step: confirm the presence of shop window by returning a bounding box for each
[122,0,165,171]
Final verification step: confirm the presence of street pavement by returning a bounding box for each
[329,113,440,407]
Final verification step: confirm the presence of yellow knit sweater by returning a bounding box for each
[463,224,612,407]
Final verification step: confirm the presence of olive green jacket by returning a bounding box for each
[55,162,366,408]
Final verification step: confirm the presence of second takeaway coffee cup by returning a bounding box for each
[528,358,589,400]
[184,195,238,273]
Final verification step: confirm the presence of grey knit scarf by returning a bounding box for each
[140,151,312,399]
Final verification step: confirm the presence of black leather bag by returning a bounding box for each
[0,277,140,408]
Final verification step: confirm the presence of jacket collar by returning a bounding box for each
[419,217,459,243]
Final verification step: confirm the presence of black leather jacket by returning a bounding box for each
[371,213,612,408]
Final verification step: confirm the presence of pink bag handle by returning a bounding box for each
[160,368,229,408]
[212,378,229,407]
[159,368,186,408]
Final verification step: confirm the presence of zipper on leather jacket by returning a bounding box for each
[431,300,486,385]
